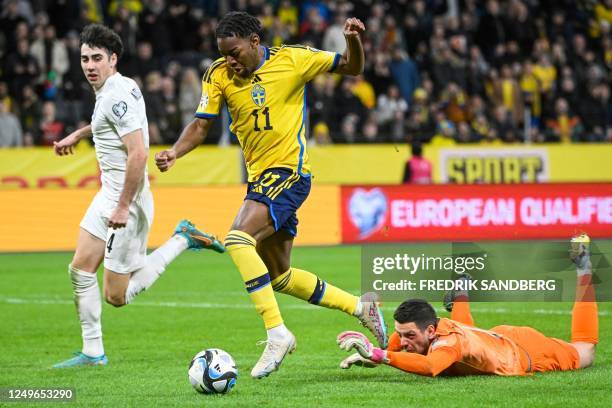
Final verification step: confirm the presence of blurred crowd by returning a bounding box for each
[0,0,610,147]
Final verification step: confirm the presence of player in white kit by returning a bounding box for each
[52,24,225,368]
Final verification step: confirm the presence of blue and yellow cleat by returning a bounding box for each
[52,352,108,368]
[174,219,225,253]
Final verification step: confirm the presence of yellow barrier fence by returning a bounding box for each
[1,144,611,187]
[0,185,340,252]
[0,145,242,188]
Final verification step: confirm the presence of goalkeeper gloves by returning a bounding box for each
[337,331,387,364]
[339,353,379,369]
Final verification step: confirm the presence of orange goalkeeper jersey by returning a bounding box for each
[386,318,579,377]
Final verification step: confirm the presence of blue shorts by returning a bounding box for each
[245,168,311,236]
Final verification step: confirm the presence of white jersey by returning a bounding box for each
[91,72,149,201]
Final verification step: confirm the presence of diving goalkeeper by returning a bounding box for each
[337,234,598,376]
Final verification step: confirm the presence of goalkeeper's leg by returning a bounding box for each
[569,234,598,368]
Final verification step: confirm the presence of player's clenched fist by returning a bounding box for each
[343,17,365,37]
[155,149,177,172]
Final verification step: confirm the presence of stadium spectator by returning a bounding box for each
[0,81,15,113]
[580,83,610,141]
[492,105,519,143]
[4,38,39,100]
[308,74,335,129]
[361,116,380,143]
[476,0,507,59]
[18,85,41,145]
[350,75,376,110]
[545,98,584,143]
[178,67,202,128]
[38,100,64,146]
[322,13,346,54]
[309,121,332,145]
[159,75,182,144]
[139,0,171,57]
[0,0,29,55]
[0,99,23,147]
[30,24,69,87]
[110,5,139,59]
[389,47,420,103]
[334,78,368,141]
[376,84,408,142]
[62,30,90,129]
[142,71,165,145]
[493,64,523,125]
[406,87,436,142]
[430,114,457,146]
[0,0,609,146]
[125,41,161,80]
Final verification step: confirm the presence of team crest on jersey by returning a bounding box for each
[130,87,142,100]
[199,92,209,110]
[251,84,266,107]
[112,101,128,119]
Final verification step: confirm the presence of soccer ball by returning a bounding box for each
[188,348,238,394]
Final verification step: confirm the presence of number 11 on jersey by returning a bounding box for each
[251,107,273,131]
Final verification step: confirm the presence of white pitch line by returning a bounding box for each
[0,296,608,316]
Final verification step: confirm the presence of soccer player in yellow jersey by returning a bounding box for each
[155,11,388,378]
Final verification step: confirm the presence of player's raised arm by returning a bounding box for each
[54,124,92,156]
[333,17,365,76]
[155,117,214,172]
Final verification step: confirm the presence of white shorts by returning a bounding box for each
[80,189,154,274]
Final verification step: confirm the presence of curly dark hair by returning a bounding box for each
[394,299,438,330]
[80,24,124,60]
[216,11,263,40]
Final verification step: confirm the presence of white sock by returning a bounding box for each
[577,262,592,278]
[353,299,363,317]
[69,265,104,357]
[267,323,291,341]
[125,235,188,304]
[576,247,592,277]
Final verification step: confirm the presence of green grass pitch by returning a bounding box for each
[1,246,610,407]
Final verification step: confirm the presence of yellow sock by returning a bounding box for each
[271,267,358,315]
[225,230,283,329]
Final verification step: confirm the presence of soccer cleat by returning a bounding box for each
[174,219,225,253]
[250,332,297,379]
[356,292,388,349]
[52,351,108,368]
[570,233,591,268]
[443,273,472,312]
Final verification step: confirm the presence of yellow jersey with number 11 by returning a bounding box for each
[196,45,340,182]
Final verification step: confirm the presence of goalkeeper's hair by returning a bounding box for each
[394,299,437,331]
[216,11,263,40]
[80,24,123,60]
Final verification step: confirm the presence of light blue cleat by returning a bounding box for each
[53,352,108,368]
[174,219,225,253]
